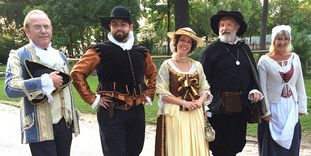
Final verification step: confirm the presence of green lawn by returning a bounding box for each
[1,77,310,135]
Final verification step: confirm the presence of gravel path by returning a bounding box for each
[1,103,310,156]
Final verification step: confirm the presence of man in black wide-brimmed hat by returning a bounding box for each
[71,6,157,156]
[200,10,266,156]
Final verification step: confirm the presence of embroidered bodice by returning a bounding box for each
[168,65,200,101]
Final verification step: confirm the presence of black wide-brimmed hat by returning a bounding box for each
[24,59,72,104]
[210,10,247,36]
[100,6,132,30]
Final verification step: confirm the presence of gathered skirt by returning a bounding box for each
[155,105,209,156]
[258,119,301,156]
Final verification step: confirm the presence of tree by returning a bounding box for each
[173,0,189,30]
[189,0,211,41]
[5,0,142,57]
[246,1,262,39]
[269,0,299,26]
[260,0,269,50]
[290,2,311,74]
[139,0,174,54]
[0,0,27,28]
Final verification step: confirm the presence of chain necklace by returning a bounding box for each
[222,43,240,66]
[173,59,191,72]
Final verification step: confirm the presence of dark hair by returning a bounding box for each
[174,35,197,54]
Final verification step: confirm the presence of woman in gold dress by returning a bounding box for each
[155,27,212,156]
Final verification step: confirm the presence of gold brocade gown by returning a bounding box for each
[155,63,210,156]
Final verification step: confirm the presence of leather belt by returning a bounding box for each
[107,101,142,118]
[115,103,138,111]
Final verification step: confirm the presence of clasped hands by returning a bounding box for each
[182,100,203,110]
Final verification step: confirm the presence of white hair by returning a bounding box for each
[23,9,51,27]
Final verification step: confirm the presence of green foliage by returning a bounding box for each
[138,0,172,55]
[0,33,15,64]
[0,28,26,64]
[0,0,142,58]
[269,0,299,27]
[291,30,311,74]
[246,1,262,36]
[0,0,26,27]
[289,5,311,75]
[189,1,211,38]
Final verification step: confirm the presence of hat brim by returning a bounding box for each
[211,13,247,36]
[100,16,132,30]
[24,59,72,104]
[167,32,205,47]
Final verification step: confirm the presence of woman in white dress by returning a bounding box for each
[257,25,308,156]
[154,27,212,156]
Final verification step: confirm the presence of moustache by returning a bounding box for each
[221,31,232,35]
[116,30,125,34]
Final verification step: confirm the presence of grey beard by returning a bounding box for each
[219,32,236,44]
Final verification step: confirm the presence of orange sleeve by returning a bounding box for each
[70,48,100,105]
[143,53,157,100]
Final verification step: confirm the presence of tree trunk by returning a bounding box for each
[259,0,268,51]
[167,0,171,55]
[174,0,189,30]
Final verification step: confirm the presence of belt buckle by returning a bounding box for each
[124,104,130,110]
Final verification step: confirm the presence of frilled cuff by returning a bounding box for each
[157,93,177,116]
[202,90,212,104]
[157,93,169,108]
[201,89,213,112]
[41,73,55,102]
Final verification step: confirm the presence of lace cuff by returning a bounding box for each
[41,73,55,102]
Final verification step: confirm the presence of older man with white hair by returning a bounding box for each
[200,10,266,156]
[5,9,80,156]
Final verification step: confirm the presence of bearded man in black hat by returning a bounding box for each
[200,10,266,156]
[70,6,157,156]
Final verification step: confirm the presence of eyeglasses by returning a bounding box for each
[29,24,51,31]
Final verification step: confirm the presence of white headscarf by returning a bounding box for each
[269,25,292,52]
[271,25,291,43]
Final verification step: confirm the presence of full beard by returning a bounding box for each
[112,31,129,42]
[219,31,237,43]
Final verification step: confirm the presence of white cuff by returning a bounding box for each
[41,74,55,102]
[145,96,152,106]
[248,89,264,100]
[91,94,100,109]
[262,111,271,118]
